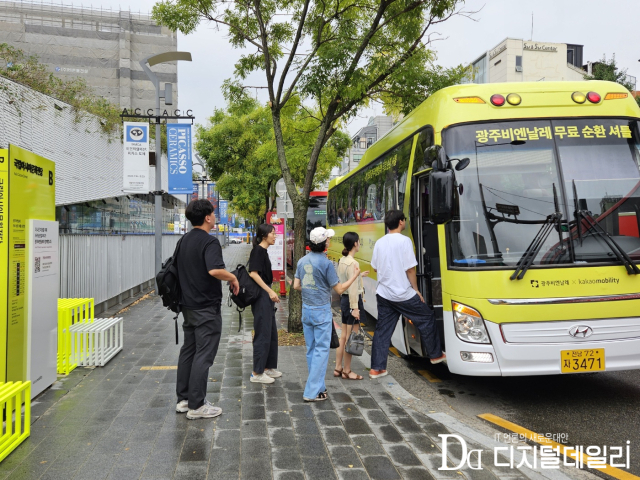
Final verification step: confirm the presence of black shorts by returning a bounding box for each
[340,294,366,325]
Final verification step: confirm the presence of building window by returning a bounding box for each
[367,137,373,148]
[515,55,522,72]
[566,44,583,68]
[471,54,488,83]
[353,154,363,164]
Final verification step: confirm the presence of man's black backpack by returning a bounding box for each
[227,262,261,331]
[156,236,184,344]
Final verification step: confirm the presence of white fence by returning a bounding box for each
[59,234,181,311]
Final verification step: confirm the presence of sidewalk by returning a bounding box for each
[0,245,584,480]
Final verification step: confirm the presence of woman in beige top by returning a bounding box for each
[335,232,369,380]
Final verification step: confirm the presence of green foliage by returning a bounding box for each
[584,55,638,105]
[196,85,348,221]
[0,43,121,138]
[152,0,470,191]
[153,0,471,331]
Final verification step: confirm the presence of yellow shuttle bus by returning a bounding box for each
[327,80,640,376]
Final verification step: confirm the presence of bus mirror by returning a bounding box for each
[454,158,471,171]
[429,170,455,224]
[424,145,448,171]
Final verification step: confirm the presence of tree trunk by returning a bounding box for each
[287,199,310,333]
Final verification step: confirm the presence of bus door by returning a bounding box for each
[409,174,444,354]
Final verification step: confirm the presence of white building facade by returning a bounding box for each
[338,116,395,176]
[467,38,586,84]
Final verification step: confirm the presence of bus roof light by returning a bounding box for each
[587,92,601,104]
[453,97,485,104]
[605,92,628,100]
[506,93,521,105]
[490,94,505,106]
[571,92,586,104]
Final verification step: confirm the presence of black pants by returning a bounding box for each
[372,294,442,371]
[176,304,222,410]
[251,289,278,374]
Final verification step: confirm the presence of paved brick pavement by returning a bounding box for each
[0,245,576,480]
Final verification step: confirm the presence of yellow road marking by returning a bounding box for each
[418,370,442,383]
[389,347,401,358]
[479,413,637,480]
[140,366,177,370]
[367,331,375,337]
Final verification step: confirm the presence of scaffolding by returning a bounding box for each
[0,0,178,109]
[0,0,161,35]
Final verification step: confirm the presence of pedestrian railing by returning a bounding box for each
[0,381,30,463]
[57,298,95,375]
[70,318,123,367]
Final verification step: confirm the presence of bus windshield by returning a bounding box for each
[443,118,640,269]
[306,196,327,241]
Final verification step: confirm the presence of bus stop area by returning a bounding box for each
[0,245,594,480]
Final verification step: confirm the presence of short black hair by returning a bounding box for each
[385,209,406,231]
[309,240,326,253]
[186,199,214,227]
[253,223,275,247]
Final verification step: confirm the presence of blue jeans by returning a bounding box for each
[372,294,442,371]
[301,303,332,399]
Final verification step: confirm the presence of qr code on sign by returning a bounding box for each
[34,256,40,273]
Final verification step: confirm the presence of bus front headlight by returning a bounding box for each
[452,302,490,344]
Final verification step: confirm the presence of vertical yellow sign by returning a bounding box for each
[6,145,55,383]
[0,149,8,383]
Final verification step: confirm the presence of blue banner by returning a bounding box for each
[167,124,193,194]
[206,183,219,217]
[219,200,228,225]
[191,182,199,201]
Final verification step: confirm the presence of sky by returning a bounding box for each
[98,0,639,136]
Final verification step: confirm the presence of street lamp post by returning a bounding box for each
[140,51,192,279]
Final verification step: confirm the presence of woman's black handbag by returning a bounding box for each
[330,322,340,349]
[228,263,261,331]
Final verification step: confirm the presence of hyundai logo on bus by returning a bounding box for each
[569,325,593,338]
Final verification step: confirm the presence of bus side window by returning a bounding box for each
[412,128,435,175]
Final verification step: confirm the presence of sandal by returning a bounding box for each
[333,367,343,377]
[304,391,328,402]
[342,370,363,380]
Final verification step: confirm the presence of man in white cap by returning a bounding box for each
[293,227,360,402]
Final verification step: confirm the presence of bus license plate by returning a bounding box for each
[561,348,605,373]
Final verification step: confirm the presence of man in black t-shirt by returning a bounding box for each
[175,199,239,420]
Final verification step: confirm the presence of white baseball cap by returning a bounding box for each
[309,227,336,244]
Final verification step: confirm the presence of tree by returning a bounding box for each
[584,55,640,107]
[153,0,471,331]
[196,86,349,223]
[0,43,121,138]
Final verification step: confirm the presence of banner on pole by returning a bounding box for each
[191,183,199,201]
[219,200,228,225]
[167,124,193,194]
[206,183,219,216]
[123,122,149,193]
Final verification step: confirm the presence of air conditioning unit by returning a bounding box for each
[515,66,523,72]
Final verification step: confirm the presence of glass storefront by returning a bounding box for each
[56,194,185,235]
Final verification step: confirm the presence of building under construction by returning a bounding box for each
[0,0,178,111]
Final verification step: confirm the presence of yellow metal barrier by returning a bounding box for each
[0,382,30,463]
[57,298,94,375]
